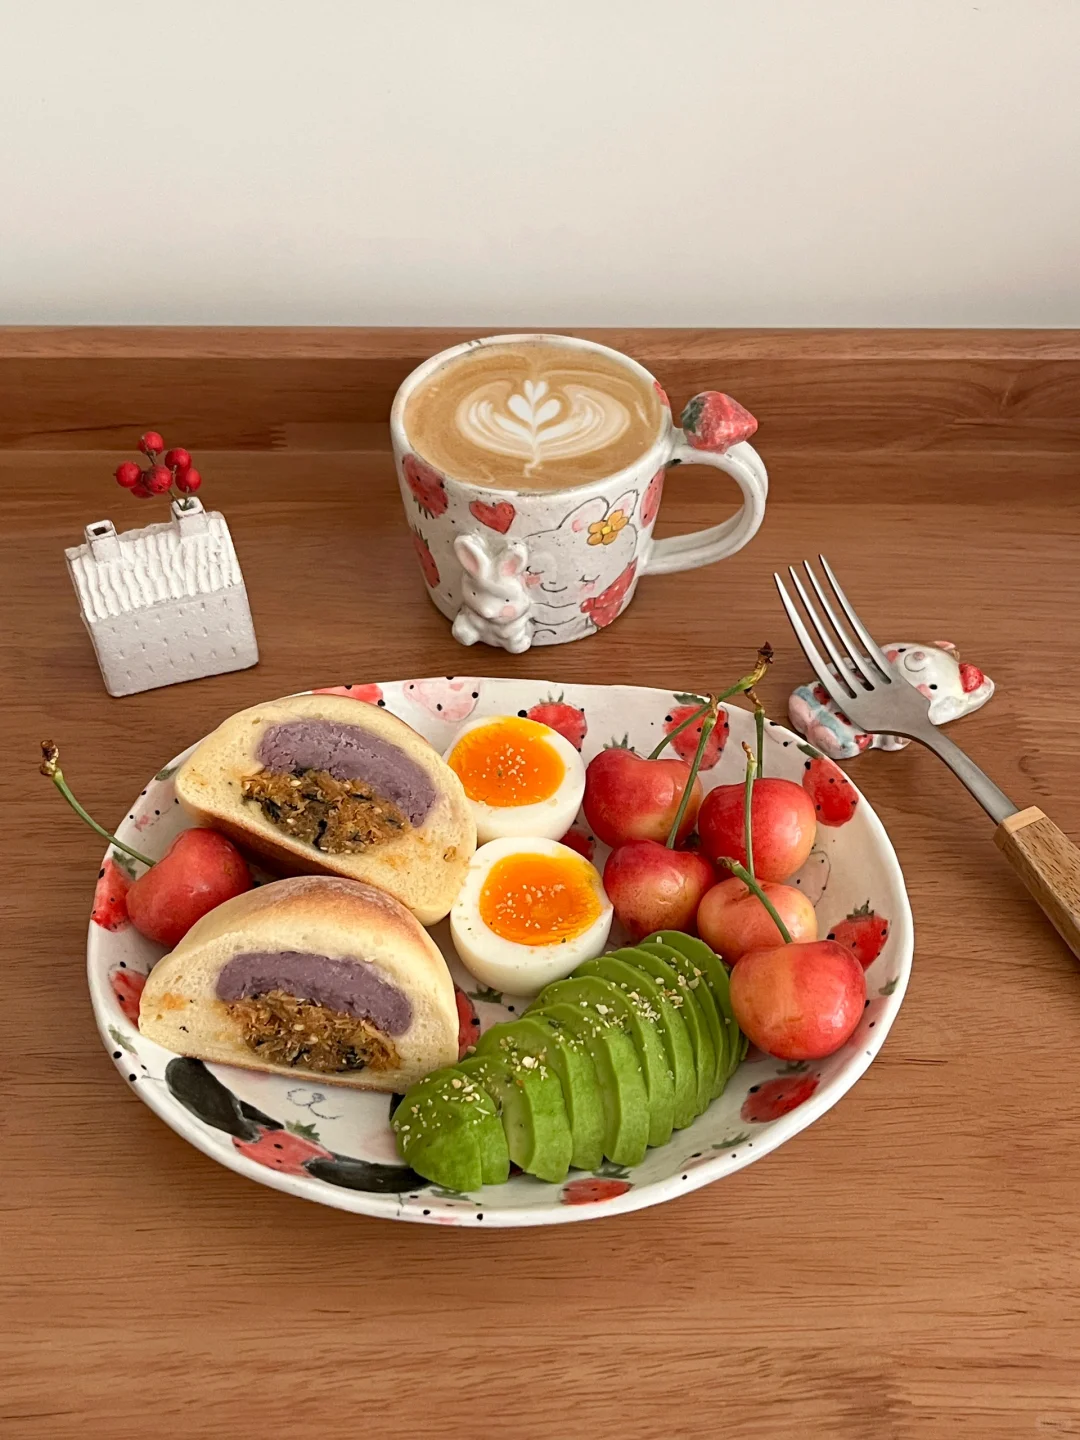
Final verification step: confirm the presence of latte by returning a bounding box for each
[403,340,664,490]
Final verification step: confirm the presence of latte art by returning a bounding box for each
[404,340,664,491]
[459,379,631,475]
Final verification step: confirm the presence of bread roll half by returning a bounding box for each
[175,693,475,924]
[139,876,459,1091]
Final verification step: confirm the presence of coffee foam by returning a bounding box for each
[403,341,664,490]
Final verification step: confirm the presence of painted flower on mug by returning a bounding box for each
[587,510,629,546]
[403,454,448,518]
[411,528,440,588]
[641,469,665,528]
[581,560,637,628]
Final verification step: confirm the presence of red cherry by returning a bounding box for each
[126,829,252,948]
[115,461,142,489]
[174,467,202,494]
[144,465,173,495]
[164,447,191,470]
[130,481,153,499]
[138,432,165,455]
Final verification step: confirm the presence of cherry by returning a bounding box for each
[698,777,816,881]
[729,939,865,1060]
[130,480,153,499]
[41,742,252,950]
[698,874,817,961]
[583,747,701,847]
[164,447,192,470]
[174,467,201,494]
[144,465,173,495]
[138,431,165,455]
[115,461,142,489]
[127,828,252,948]
[604,840,714,942]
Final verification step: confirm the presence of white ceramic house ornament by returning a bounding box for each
[65,498,258,697]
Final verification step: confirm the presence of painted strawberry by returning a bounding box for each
[233,1124,333,1175]
[653,380,670,409]
[827,902,890,969]
[559,827,595,861]
[580,560,637,629]
[92,858,131,931]
[454,986,481,1059]
[663,696,729,768]
[959,662,986,694]
[312,683,384,704]
[527,695,587,749]
[469,498,516,534]
[402,454,448,517]
[411,529,440,589]
[799,743,859,826]
[640,468,665,527]
[680,392,757,452]
[741,1073,819,1123]
[562,1171,633,1204]
[110,967,146,1022]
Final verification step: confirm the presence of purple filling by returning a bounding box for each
[256,719,436,826]
[217,951,412,1035]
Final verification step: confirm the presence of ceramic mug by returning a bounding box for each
[390,333,768,651]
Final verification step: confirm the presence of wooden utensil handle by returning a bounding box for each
[995,807,1080,959]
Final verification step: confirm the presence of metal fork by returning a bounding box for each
[776,556,1080,960]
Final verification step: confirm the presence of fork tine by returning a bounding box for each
[801,560,881,687]
[774,573,858,706]
[786,567,861,698]
[818,555,895,681]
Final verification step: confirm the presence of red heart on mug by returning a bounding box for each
[469,499,516,533]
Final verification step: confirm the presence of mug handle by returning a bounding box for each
[643,392,768,577]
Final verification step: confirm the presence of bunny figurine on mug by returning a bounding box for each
[452,533,533,653]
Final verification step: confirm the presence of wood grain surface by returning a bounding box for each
[4,329,1080,1440]
[996,808,1080,961]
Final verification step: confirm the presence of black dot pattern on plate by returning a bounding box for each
[128,1073,136,1082]
[112,1051,122,1059]
[423,1209,430,1216]
[517,709,527,717]
[476,1213,484,1221]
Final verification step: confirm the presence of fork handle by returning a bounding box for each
[995,808,1080,960]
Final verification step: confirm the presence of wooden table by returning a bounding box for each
[5,331,1080,1439]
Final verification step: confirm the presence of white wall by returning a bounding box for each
[2,0,1077,326]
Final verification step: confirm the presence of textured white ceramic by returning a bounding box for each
[390,335,769,651]
[88,677,912,1227]
[65,498,258,697]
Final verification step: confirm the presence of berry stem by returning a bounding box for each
[741,741,756,883]
[40,742,156,869]
[648,643,773,761]
[720,858,794,944]
[665,695,718,848]
[748,687,765,779]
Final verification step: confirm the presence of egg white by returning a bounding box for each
[450,837,613,997]
[444,714,586,845]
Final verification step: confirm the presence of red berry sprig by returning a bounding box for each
[114,433,203,506]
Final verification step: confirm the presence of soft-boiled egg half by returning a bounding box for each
[444,714,585,845]
[451,837,613,996]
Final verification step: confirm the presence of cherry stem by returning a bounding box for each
[748,688,765,779]
[741,741,756,883]
[647,644,774,761]
[39,742,156,869]
[720,858,794,945]
[665,696,718,848]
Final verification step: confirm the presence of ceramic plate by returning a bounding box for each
[88,677,913,1226]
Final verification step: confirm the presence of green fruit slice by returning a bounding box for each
[532,976,675,1149]
[610,946,716,1117]
[405,1129,485,1193]
[647,931,745,1079]
[392,1066,509,1185]
[532,1001,648,1168]
[457,1052,573,1184]
[579,954,697,1130]
[638,938,728,1096]
[476,1015,605,1173]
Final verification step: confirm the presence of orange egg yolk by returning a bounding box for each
[449,717,566,807]
[478,852,602,947]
